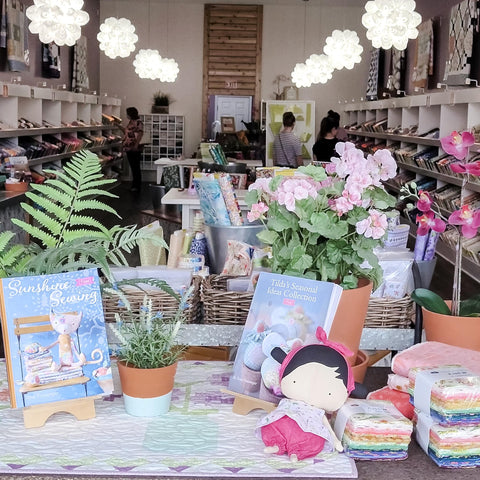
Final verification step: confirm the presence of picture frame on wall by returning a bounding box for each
[221,116,236,133]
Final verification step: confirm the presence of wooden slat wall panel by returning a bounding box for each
[202,4,263,136]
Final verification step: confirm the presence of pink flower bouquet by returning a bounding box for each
[246,142,398,290]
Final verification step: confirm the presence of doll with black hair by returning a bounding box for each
[256,327,354,462]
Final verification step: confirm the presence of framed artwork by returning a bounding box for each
[221,116,236,133]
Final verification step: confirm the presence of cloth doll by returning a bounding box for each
[256,326,355,462]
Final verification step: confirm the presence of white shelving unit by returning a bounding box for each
[0,83,122,231]
[139,114,184,170]
[343,89,480,283]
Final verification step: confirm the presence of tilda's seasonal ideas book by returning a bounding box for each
[0,268,113,409]
[228,272,343,403]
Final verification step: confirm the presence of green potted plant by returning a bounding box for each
[109,288,192,416]
[245,142,399,361]
[0,150,167,282]
[401,130,480,350]
[152,91,172,114]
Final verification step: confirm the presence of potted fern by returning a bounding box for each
[109,288,192,416]
[0,150,167,282]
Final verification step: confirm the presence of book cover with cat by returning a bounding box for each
[228,272,343,403]
[0,268,113,408]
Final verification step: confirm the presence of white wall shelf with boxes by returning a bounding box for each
[140,114,184,170]
[343,89,480,283]
[0,83,122,177]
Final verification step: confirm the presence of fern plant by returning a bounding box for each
[0,150,167,281]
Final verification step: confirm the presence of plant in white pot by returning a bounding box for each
[151,91,172,114]
[109,287,192,416]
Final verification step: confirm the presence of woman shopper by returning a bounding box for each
[120,107,144,192]
[273,111,303,168]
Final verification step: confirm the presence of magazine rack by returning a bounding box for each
[14,314,98,428]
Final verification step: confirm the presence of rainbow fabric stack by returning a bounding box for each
[333,399,413,460]
[410,365,480,468]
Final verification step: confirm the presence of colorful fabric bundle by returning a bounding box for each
[416,411,480,468]
[333,399,413,461]
[409,365,480,424]
[367,386,414,420]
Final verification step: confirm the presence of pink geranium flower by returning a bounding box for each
[275,177,320,212]
[448,205,480,239]
[247,202,269,222]
[416,211,446,236]
[355,209,388,239]
[440,130,475,161]
[416,190,434,212]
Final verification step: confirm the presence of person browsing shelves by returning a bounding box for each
[273,111,303,168]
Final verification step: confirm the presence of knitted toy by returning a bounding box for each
[256,327,355,462]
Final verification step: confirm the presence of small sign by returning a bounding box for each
[225,81,238,89]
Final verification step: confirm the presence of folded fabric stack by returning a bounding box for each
[410,365,480,468]
[333,399,413,461]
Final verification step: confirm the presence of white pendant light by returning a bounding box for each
[26,0,90,47]
[97,17,138,59]
[305,54,334,84]
[133,49,163,80]
[323,30,363,70]
[362,0,421,50]
[158,58,179,83]
[291,63,313,88]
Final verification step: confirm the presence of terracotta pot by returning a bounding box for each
[328,278,373,365]
[117,361,177,416]
[422,302,480,352]
[351,350,369,384]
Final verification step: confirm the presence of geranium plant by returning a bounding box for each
[401,130,480,317]
[246,142,398,290]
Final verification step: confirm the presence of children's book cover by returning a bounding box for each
[0,268,113,409]
[228,272,342,403]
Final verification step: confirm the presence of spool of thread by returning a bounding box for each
[193,212,205,233]
[189,232,209,266]
[178,254,205,273]
[182,231,194,255]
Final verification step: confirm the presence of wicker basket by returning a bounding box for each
[364,295,414,328]
[102,277,201,324]
[201,275,253,325]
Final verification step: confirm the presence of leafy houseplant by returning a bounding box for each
[0,150,167,282]
[245,142,398,290]
[401,130,480,317]
[152,91,172,113]
[109,287,192,416]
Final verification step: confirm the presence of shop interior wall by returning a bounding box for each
[0,0,100,92]
[99,0,370,158]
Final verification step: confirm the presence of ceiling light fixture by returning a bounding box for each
[133,49,163,80]
[323,29,363,70]
[158,58,179,83]
[291,63,313,88]
[362,0,421,50]
[97,17,138,59]
[26,0,90,47]
[306,54,334,84]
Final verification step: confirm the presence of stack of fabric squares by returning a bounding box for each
[333,398,413,460]
[410,365,480,468]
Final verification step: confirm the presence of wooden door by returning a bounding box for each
[202,4,263,137]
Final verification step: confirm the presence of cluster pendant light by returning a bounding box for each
[323,30,363,70]
[97,17,138,59]
[362,0,421,50]
[26,0,90,47]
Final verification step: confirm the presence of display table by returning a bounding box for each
[161,187,250,229]
[0,360,477,480]
[154,158,262,186]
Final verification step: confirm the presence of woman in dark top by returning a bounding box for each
[312,113,339,163]
[119,107,144,192]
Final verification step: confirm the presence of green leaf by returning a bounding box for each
[411,288,452,315]
[297,164,327,181]
[244,189,260,206]
[459,295,480,317]
[257,229,278,245]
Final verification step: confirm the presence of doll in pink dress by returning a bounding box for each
[256,327,355,462]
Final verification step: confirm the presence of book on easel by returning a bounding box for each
[227,272,342,411]
[0,268,113,416]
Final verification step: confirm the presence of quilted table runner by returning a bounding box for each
[0,360,357,478]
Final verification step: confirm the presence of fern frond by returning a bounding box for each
[67,215,111,235]
[22,193,69,223]
[11,219,57,248]
[62,229,109,242]
[45,170,77,188]
[36,178,76,197]
[71,199,119,216]
[18,203,64,237]
[76,188,118,200]
[27,184,72,208]
[77,178,117,192]
[0,231,16,251]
